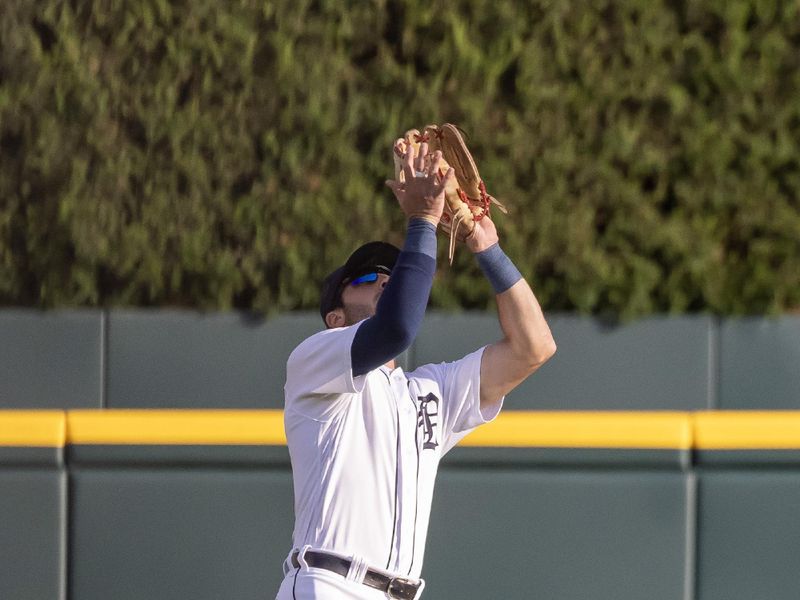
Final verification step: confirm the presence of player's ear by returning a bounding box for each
[325,308,345,329]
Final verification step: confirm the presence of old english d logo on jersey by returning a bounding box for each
[417,393,440,450]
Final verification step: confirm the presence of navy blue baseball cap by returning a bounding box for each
[319,241,400,323]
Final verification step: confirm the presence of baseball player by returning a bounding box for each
[276,144,556,599]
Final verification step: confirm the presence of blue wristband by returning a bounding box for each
[475,243,522,294]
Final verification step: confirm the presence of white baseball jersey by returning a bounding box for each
[282,320,503,581]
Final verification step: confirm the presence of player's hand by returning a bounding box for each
[386,144,454,226]
[465,215,499,253]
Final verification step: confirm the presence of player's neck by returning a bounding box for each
[384,359,396,371]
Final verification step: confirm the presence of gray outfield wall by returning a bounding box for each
[5,424,800,600]
[1,310,800,600]
[1,310,799,411]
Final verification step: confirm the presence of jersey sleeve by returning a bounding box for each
[284,323,367,419]
[410,346,504,455]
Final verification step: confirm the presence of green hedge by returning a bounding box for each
[1,0,799,317]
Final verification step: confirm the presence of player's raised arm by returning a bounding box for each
[466,216,557,410]
[341,145,454,375]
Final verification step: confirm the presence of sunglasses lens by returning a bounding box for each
[350,272,379,286]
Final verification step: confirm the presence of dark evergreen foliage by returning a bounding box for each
[1,0,798,316]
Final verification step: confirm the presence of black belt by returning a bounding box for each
[291,550,422,600]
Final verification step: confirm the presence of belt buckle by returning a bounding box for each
[387,576,418,600]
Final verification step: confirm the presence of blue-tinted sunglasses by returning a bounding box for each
[346,265,391,287]
[349,272,381,286]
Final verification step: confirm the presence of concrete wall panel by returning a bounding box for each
[106,311,321,408]
[69,468,294,600]
[697,471,800,600]
[424,468,691,600]
[0,310,103,408]
[719,317,800,409]
[0,469,66,600]
[414,313,714,410]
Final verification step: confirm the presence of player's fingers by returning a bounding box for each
[429,150,442,178]
[416,143,428,172]
[433,167,455,195]
[402,145,416,182]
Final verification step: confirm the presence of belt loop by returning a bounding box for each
[413,579,426,600]
[282,548,297,576]
[345,554,368,584]
[297,545,312,570]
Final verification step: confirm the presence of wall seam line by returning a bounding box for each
[684,471,698,600]
[61,467,69,600]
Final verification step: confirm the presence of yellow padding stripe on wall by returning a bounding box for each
[461,411,693,449]
[693,411,800,450]
[4,410,800,449]
[0,411,66,447]
[67,410,286,445]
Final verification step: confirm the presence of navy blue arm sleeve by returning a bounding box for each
[351,220,437,376]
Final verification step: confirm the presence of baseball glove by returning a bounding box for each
[393,123,507,264]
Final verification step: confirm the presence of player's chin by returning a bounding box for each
[343,304,377,326]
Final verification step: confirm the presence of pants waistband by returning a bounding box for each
[285,547,424,600]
